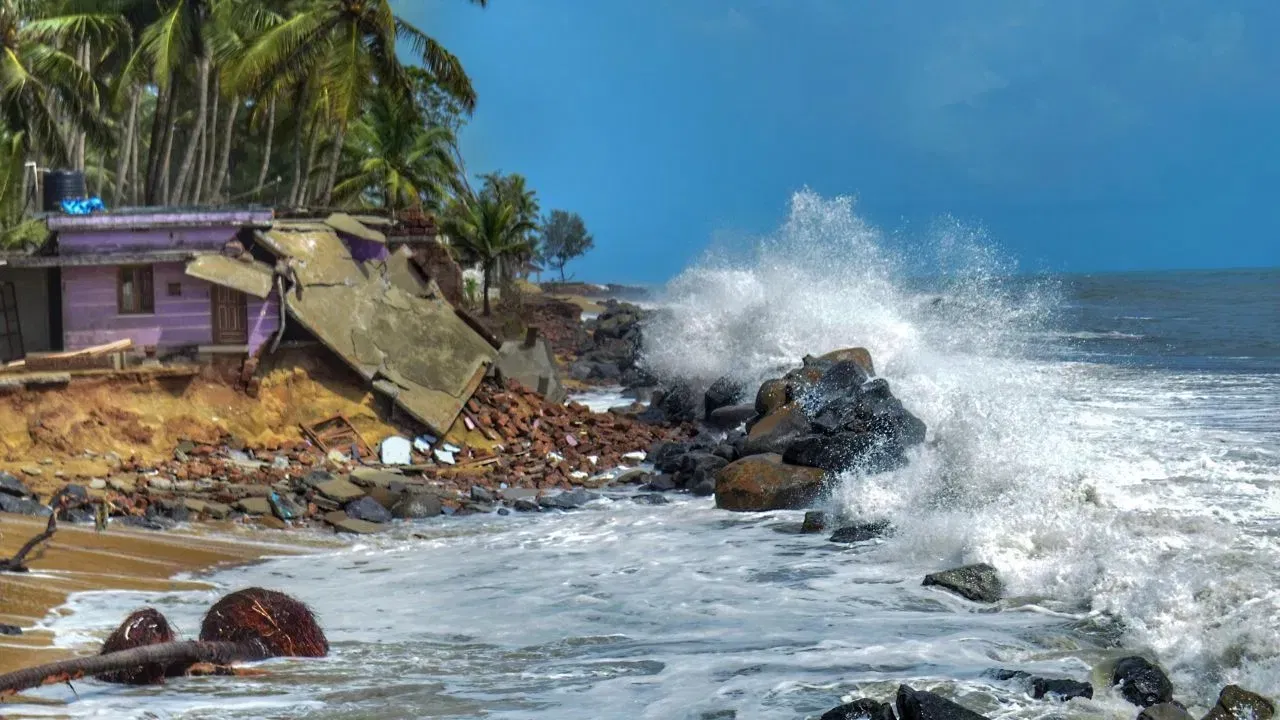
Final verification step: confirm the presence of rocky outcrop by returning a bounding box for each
[1112,656,1174,708]
[896,685,990,720]
[713,453,828,512]
[573,301,649,384]
[1140,704,1194,720]
[736,350,926,476]
[1204,686,1274,720]
[922,563,1004,603]
[821,698,897,720]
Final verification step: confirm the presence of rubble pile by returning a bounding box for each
[0,379,693,535]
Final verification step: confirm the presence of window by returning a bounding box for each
[118,266,154,314]
[167,282,182,297]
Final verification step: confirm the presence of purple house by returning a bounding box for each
[0,209,280,363]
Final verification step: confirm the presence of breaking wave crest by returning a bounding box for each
[642,190,1280,696]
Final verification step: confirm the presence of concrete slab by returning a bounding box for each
[185,255,274,298]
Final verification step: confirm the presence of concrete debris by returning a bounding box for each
[433,449,457,465]
[184,254,274,298]
[380,436,412,466]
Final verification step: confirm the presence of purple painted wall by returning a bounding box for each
[62,262,278,354]
[342,235,390,262]
[58,227,241,255]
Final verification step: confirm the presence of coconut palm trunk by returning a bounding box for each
[214,95,239,202]
[319,124,344,206]
[174,57,211,205]
[254,96,276,196]
[113,89,139,206]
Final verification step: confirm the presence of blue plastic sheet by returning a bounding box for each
[60,196,106,215]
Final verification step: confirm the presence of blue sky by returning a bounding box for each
[401,0,1280,284]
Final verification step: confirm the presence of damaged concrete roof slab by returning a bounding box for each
[264,226,497,435]
[324,213,387,245]
[185,255,275,298]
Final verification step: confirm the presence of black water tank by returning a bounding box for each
[43,170,86,212]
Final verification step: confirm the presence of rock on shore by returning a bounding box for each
[713,454,827,511]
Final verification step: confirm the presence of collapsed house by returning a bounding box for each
[0,208,562,437]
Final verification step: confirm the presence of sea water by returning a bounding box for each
[9,192,1279,719]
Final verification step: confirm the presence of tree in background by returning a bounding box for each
[539,210,594,281]
[443,191,535,316]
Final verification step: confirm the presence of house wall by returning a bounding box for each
[0,268,54,355]
[62,262,278,354]
[342,234,389,262]
[58,227,241,255]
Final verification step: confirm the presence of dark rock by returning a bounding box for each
[1139,704,1194,720]
[783,432,908,473]
[568,360,594,381]
[470,485,495,503]
[0,623,20,636]
[0,472,34,498]
[816,346,876,375]
[896,685,990,720]
[539,488,600,509]
[714,453,828,512]
[620,366,657,388]
[644,475,678,492]
[1032,678,1093,701]
[60,507,96,523]
[346,496,392,523]
[301,469,335,488]
[821,698,896,720]
[690,478,715,496]
[801,511,828,533]
[986,669,1032,682]
[632,493,670,505]
[512,498,540,512]
[269,492,306,521]
[497,507,511,516]
[0,494,51,516]
[116,515,171,531]
[592,362,622,381]
[654,382,699,423]
[390,492,442,520]
[51,483,89,506]
[922,563,1003,603]
[708,403,757,430]
[651,442,691,474]
[1112,656,1174,708]
[742,404,812,456]
[754,378,789,417]
[705,376,744,420]
[147,499,190,523]
[810,360,870,399]
[829,520,891,543]
[682,452,729,484]
[712,443,739,462]
[1204,685,1274,720]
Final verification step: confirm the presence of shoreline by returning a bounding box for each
[0,513,329,675]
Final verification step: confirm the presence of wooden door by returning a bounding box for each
[0,281,23,363]
[211,285,248,345]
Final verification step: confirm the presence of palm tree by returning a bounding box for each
[443,193,535,316]
[235,0,486,206]
[0,131,46,248]
[0,0,124,165]
[332,88,458,211]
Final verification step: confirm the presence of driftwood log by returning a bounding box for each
[0,640,271,696]
[0,513,57,573]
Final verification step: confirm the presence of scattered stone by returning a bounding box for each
[631,494,670,505]
[115,515,171,531]
[234,497,272,516]
[380,436,412,465]
[345,496,393,524]
[614,468,652,485]
[1139,704,1195,720]
[539,488,600,510]
[0,494,50,516]
[148,476,174,492]
[315,477,365,504]
[390,492,442,520]
[512,498,540,512]
[89,478,107,490]
[184,499,208,515]
[0,623,21,636]
[714,453,828,512]
[331,515,387,535]
[821,698,896,720]
[690,478,715,496]
[644,475,678,492]
[801,511,828,533]
[1204,685,1274,720]
[922,563,1004,603]
[148,499,190,523]
[829,520,892,543]
[20,466,41,477]
[470,485,495,503]
[203,502,232,520]
[269,492,305,521]
[0,472,33,498]
[107,476,136,493]
[1032,678,1093,701]
[1112,656,1174,708]
[896,684,990,720]
[61,507,95,523]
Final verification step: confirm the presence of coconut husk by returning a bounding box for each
[95,608,179,685]
[199,587,328,658]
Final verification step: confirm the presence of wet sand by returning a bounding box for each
[0,512,332,675]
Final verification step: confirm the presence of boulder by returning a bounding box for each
[269,492,305,522]
[147,499,190,523]
[631,493,670,505]
[742,404,812,456]
[1139,704,1194,720]
[203,502,232,520]
[391,492,442,520]
[896,685,989,720]
[681,452,729,486]
[654,383,699,424]
[0,624,20,636]
[315,477,365,504]
[714,454,828,512]
[801,510,828,533]
[705,376,744,420]
[0,472,34,498]
[644,475,678,492]
[689,478,715,497]
[817,346,876,375]
[821,698,897,720]
[512,498,540,512]
[538,488,600,510]
[1032,678,1093,701]
[708,404,757,430]
[1204,686,1274,720]
[1112,656,1174,708]
[0,494,51,516]
[783,432,907,473]
[345,496,393,523]
[829,520,891,543]
[330,515,387,535]
[233,497,272,516]
[754,379,789,417]
[922,563,1003,603]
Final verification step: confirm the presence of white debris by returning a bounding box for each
[622,451,647,463]
[433,449,457,465]
[413,435,436,453]
[547,451,564,465]
[380,436,412,465]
